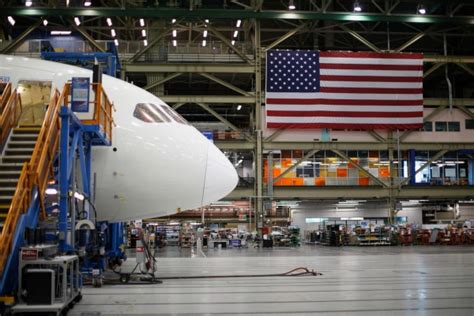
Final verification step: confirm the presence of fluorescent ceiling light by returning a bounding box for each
[111,29,116,37]
[172,29,177,37]
[25,0,32,6]
[114,39,119,46]
[43,19,48,26]
[202,40,207,47]
[203,30,208,38]
[141,29,146,37]
[84,0,91,6]
[171,18,176,24]
[172,39,177,47]
[74,17,81,26]
[231,40,235,45]
[233,30,238,38]
[237,104,242,110]
[236,19,241,28]
[205,19,209,23]
[139,18,145,27]
[143,39,148,46]
[106,18,112,26]
[8,16,15,26]
[51,30,72,35]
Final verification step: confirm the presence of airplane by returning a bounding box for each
[0,55,239,222]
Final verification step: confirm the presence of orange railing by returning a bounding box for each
[63,83,114,142]
[0,85,22,148]
[0,83,12,113]
[0,82,113,274]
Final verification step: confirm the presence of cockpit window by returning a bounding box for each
[133,103,172,123]
[160,105,189,125]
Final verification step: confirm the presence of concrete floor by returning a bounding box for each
[70,245,474,316]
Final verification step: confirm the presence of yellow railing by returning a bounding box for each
[0,83,12,114]
[0,85,22,148]
[0,82,113,275]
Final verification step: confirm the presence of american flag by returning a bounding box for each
[265,50,424,129]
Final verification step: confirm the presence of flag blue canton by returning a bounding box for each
[266,50,320,93]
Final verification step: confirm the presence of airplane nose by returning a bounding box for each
[202,143,239,205]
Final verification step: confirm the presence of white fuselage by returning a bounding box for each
[0,55,238,222]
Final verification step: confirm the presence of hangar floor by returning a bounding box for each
[70,246,474,316]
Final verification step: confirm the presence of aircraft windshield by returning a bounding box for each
[133,103,172,123]
[160,105,190,125]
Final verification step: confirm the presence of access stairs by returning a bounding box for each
[0,126,41,233]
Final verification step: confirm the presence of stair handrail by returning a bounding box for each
[0,83,12,114]
[0,87,61,274]
[0,87,22,150]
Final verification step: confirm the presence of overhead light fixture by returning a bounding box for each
[353,1,362,12]
[84,0,91,6]
[202,40,207,47]
[143,39,148,46]
[205,19,209,23]
[236,19,241,28]
[25,0,32,6]
[7,16,15,26]
[231,40,235,45]
[417,4,426,15]
[43,19,48,26]
[51,30,72,35]
[114,39,119,46]
[233,30,238,38]
[237,104,242,111]
[111,29,116,37]
[74,17,81,26]
[139,18,145,27]
[172,29,177,37]
[172,39,177,47]
[203,30,208,38]
[288,0,295,10]
[106,18,112,26]
[171,18,176,24]
[141,29,146,37]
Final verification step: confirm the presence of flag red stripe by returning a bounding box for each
[319,87,423,94]
[265,98,423,106]
[319,51,424,59]
[320,63,423,71]
[320,75,423,82]
[267,122,423,129]
[267,111,423,118]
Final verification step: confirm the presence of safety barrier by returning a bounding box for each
[0,83,22,147]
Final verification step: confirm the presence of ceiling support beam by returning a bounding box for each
[161,95,255,103]
[71,22,106,52]
[172,103,186,110]
[198,73,253,96]
[144,72,183,91]
[332,149,389,188]
[2,8,474,25]
[368,130,386,143]
[195,102,253,142]
[273,149,320,184]
[399,104,448,141]
[339,24,381,52]
[0,20,41,54]
[264,22,308,51]
[400,150,448,186]
[424,63,445,78]
[264,128,287,142]
[124,63,255,73]
[207,24,253,64]
[455,63,474,76]
[127,25,174,63]
[394,32,426,53]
